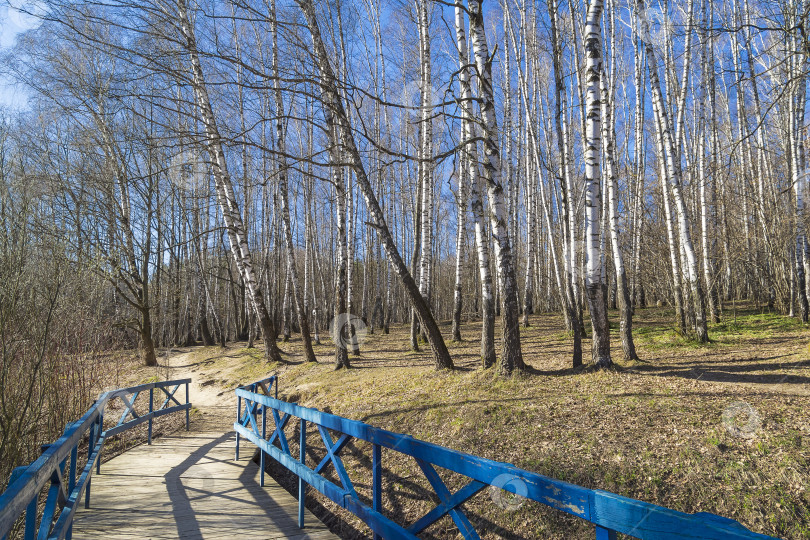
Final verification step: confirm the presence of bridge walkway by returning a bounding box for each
[71,428,336,539]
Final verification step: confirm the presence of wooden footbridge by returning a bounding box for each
[0,376,779,539]
[69,430,333,539]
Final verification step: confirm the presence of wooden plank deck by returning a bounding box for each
[71,431,338,539]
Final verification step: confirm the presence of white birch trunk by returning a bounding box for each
[270,0,316,362]
[583,0,611,367]
[697,0,718,324]
[547,0,583,366]
[418,0,433,308]
[600,37,638,361]
[455,1,495,366]
[638,0,708,342]
[790,26,810,321]
[631,11,645,309]
[296,0,454,369]
[468,0,524,375]
[332,154,350,368]
[177,0,281,363]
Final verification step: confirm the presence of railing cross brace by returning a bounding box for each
[159,384,182,409]
[241,399,261,437]
[240,396,260,424]
[37,457,68,540]
[316,426,357,498]
[115,392,140,427]
[269,409,291,455]
[411,459,482,540]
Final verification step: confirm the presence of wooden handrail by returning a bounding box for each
[236,378,776,540]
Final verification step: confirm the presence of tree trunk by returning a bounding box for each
[638,0,709,343]
[468,0,525,376]
[177,0,281,363]
[141,307,157,367]
[583,0,612,367]
[271,0,317,362]
[451,151,467,342]
[455,0,494,367]
[417,0,434,323]
[333,156,350,369]
[548,0,583,367]
[410,171,423,350]
[600,47,638,362]
[296,0,454,370]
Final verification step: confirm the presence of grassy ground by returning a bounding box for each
[179,305,809,539]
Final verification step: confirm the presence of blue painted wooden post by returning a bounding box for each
[260,404,267,487]
[298,418,306,529]
[595,525,617,540]
[148,387,154,445]
[372,444,382,540]
[85,420,95,509]
[67,443,78,540]
[185,382,190,431]
[3,466,36,540]
[68,443,78,493]
[235,394,241,460]
[24,495,36,539]
[95,410,103,475]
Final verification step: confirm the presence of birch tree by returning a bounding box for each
[295,0,454,370]
[177,0,282,363]
[583,0,612,366]
[548,0,583,367]
[417,0,434,324]
[638,0,709,343]
[468,0,525,375]
[601,0,638,361]
[270,0,317,363]
[455,0,495,366]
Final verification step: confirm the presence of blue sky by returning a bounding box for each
[0,1,43,109]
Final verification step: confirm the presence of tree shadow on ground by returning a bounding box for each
[626,356,810,387]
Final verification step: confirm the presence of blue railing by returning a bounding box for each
[235,376,777,540]
[235,375,277,463]
[0,378,191,540]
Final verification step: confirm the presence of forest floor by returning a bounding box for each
[121,304,809,539]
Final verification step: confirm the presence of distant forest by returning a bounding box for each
[1,0,808,380]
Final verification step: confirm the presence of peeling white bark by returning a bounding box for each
[583,0,611,367]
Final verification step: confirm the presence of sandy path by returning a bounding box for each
[162,348,236,432]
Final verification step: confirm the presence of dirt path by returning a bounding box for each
[163,348,235,432]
